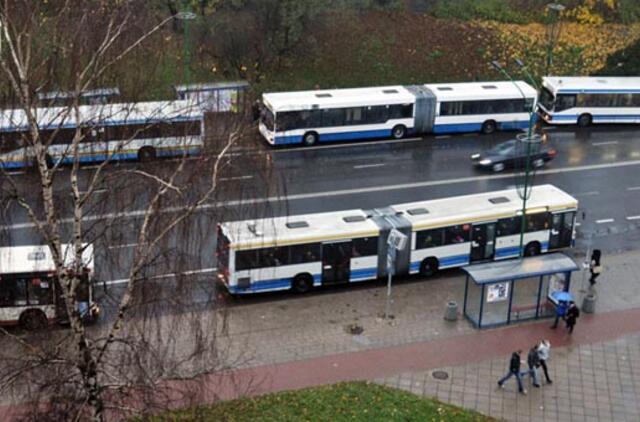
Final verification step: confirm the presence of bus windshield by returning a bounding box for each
[260,108,275,131]
[539,87,555,111]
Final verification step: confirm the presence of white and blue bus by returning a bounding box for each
[538,76,640,127]
[258,81,537,146]
[0,100,204,169]
[216,185,577,294]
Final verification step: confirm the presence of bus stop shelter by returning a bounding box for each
[462,253,579,329]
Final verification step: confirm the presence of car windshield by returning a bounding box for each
[488,140,517,155]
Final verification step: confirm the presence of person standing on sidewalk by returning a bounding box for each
[589,249,603,286]
[565,301,580,334]
[524,346,541,388]
[537,339,553,384]
[551,300,568,329]
[498,350,527,394]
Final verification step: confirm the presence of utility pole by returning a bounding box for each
[545,3,566,75]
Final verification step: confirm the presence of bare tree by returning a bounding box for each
[0,1,271,420]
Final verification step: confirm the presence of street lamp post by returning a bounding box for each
[491,60,542,258]
[176,7,197,86]
[545,3,566,75]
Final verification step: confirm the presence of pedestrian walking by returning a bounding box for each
[589,249,603,286]
[524,346,541,388]
[550,300,568,329]
[497,350,527,394]
[565,301,580,334]
[537,339,553,384]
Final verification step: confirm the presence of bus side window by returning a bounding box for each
[352,237,378,256]
[236,250,258,271]
[416,229,443,249]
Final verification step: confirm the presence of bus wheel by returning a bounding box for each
[481,120,497,135]
[138,147,156,162]
[420,258,439,278]
[391,125,406,139]
[292,273,313,294]
[19,309,48,331]
[577,114,592,128]
[302,132,318,146]
[524,242,541,257]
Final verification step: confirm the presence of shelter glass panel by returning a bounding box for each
[464,279,483,327]
[509,276,540,322]
[480,281,511,326]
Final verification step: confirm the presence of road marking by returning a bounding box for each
[103,267,217,286]
[5,171,26,176]
[592,141,619,146]
[627,186,640,191]
[463,133,476,137]
[354,163,385,169]
[434,135,451,139]
[107,243,139,250]
[6,158,640,230]
[574,191,599,197]
[74,188,108,196]
[627,215,640,221]
[220,175,254,181]
[595,218,615,224]
[575,222,581,227]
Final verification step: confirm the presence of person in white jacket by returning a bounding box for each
[537,339,553,384]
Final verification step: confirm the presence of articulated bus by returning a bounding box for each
[538,76,640,127]
[216,185,577,294]
[0,100,203,169]
[259,81,537,146]
[0,244,99,329]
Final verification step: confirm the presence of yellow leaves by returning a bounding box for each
[473,19,640,76]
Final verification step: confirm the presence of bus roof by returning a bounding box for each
[0,100,203,132]
[262,85,415,112]
[0,244,94,275]
[391,185,577,230]
[424,81,537,101]
[222,209,380,249]
[542,76,640,94]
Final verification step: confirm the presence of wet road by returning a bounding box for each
[2,124,640,287]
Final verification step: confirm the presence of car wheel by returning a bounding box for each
[492,163,505,172]
[532,158,545,168]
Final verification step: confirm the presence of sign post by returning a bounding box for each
[384,229,407,320]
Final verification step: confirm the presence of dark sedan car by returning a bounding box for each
[471,139,556,172]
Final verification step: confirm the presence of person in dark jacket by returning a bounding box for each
[589,249,602,286]
[498,350,526,394]
[524,346,541,388]
[551,300,568,329]
[565,301,580,334]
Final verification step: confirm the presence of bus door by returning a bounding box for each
[470,222,496,262]
[322,241,352,285]
[549,211,575,250]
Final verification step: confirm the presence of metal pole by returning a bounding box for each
[491,61,536,258]
[545,3,566,76]
[177,7,197,86]
[384,247,395,319]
